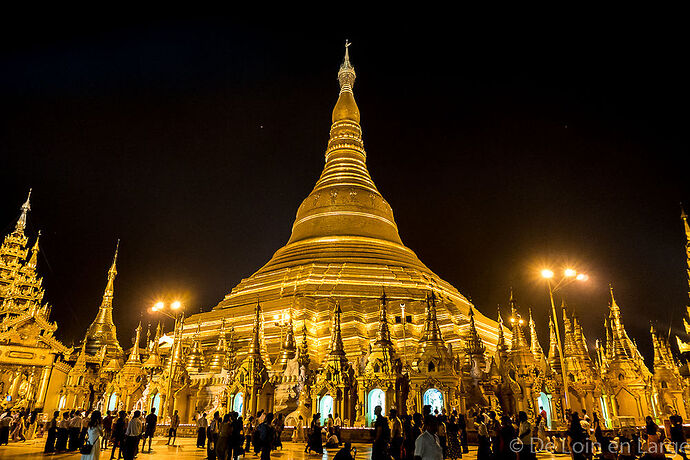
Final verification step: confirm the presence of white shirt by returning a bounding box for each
[414,431,443,460]
[125,417,143,437]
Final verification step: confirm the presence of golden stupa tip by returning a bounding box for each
[333,40,360,123]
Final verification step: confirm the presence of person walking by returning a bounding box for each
[566,413,588,460]
[457,414,469,455]
[102,411,113,449]
[56,412,71,452]
[307,414,323,455]
[257,413,275,460]
[273,413,284,450]
[110,411,127,460]
[414,415,443,460]
[197,412,208,449]
[642,416,665,460]
[79,411,91,450]
[670,410,686,459]
[446,415,463,460]
[231,414,244,460]
[44,411,60,453]
[208,411,221,460]
[390,409,404,460]
[81,411,103,460]
[244,416,254,453]
[517,411,533,460]
[142,408,157,453]
[475,414,490,460]
[215,414,232,460]
[69,410,83,451]
[0,412,11,446]
[122,411,142,460]
[372,406,391,460]
[167,410,180,446]
[497,415,516,460]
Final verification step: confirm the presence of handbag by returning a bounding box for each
[80,440,93,455]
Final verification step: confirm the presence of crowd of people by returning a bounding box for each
[1,404,688,460]
[0,409,40,444]
[40,407,159,459]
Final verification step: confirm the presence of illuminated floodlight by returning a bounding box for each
[541,269,554,279]
[171,301,181,310]
[576,274,589,281]
[564,268,577,277]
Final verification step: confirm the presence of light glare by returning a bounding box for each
[154,301,164,310]
[541,269,554,279]
[564,268,577,277]
[171,301,181,310]
[576,274,589,281]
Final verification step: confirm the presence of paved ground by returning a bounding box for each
[0,436,674,460]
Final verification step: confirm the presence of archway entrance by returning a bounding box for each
[319,395,334,424]
[107,393,118,412]
[233,393,244,415]
[151,393,161,414]
[368,389,385,425]
[423,388,444,415]
[538,392,552,428]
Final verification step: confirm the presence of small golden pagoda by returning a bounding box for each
[83,241,124,360]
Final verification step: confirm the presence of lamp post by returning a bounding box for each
[540,268,588,413]
[151,300,184,423]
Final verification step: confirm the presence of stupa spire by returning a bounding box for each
[328,301,346,356]
[298,322,310,368]
[508,291,528,350]
[276,311,297,371]
[420,292,444,344]
[496,308,508,356]
[248,300,262,356]
[126,322,142,364]
[83,241,123,358]
[14,189,31,234]
[528,308,544,360]
[27,231,40,268]
[465,306,486,355]
[207,320,228,373]
[143,323,164,372]
[376,290,393,346]
[283,41,405,248]
[547,315,562,373]
[185,321,204,373]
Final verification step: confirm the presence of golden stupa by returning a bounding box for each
[187,44,500,365]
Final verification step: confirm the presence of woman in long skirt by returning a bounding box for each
[446,416,463,459]
[81,411,103,460]
[307,414,323,454]
[44,411,60,453]
[55,412,71,452]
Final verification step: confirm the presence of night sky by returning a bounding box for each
[1,18,688,364]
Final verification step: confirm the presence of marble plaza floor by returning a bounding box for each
[0,437,677,460]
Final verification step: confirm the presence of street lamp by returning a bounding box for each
[541,267,588,413]
[150,300,185,423]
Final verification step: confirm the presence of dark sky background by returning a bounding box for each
[1,17,688,365]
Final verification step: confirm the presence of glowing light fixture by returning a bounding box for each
[564,268,577,277]
[171,301,181,310]
[541,269,554,279]
[576,273,589,281]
